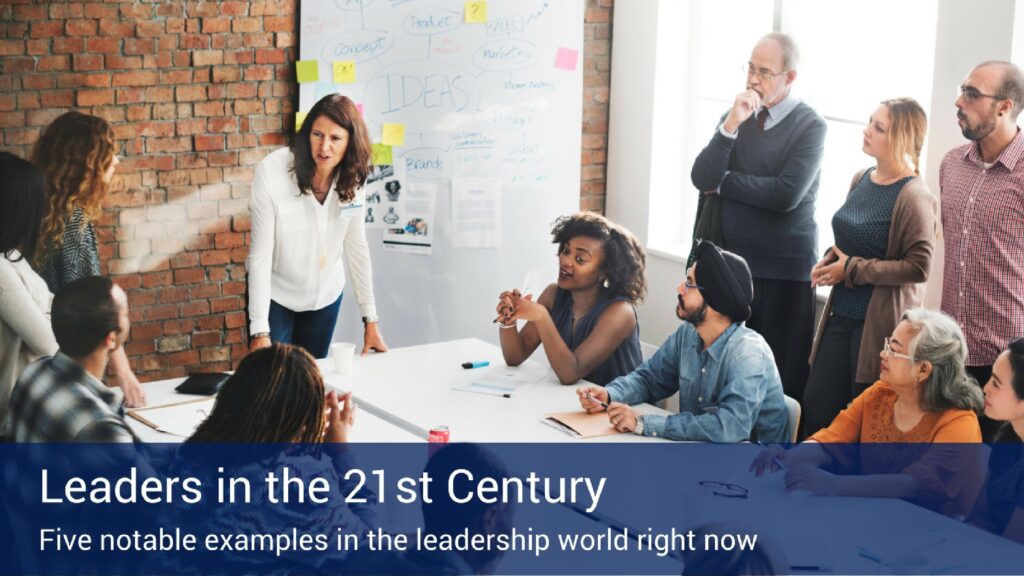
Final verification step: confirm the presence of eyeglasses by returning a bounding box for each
[699,480,748,499]
[958,85,1007,103]
[882,337,915,361]
[682,268,703,294]
[742,64,789,82]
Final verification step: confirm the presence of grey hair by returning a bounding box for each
[976,61,1024,120]
[901,308,983,413]
[761,32,800,72]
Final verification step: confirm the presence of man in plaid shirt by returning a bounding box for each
[8,276,136,442]
[940,61,1024,441]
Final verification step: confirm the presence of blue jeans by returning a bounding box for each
[268,292,343,359]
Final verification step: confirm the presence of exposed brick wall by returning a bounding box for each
[0,0,614,382]
[581,0,612,213]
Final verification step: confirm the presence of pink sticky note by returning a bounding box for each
[356,103,364,116]
[554,47,578,71]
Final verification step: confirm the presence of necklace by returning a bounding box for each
[872,168,913,185]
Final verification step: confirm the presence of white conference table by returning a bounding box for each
[126,376,423,443]
[317,338,672,443]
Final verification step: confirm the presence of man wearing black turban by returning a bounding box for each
[578,242,790,442]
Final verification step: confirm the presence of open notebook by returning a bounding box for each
[543,411,623,439]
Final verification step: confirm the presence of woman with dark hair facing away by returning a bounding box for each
[0,152,58,430]
[248,94,387,359]
[31,111,145,407]
[804,98,937,437]
[177,344,376,573]
[496,212,646,385]
[969,337,1024,543]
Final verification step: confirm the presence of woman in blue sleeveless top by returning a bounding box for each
[496,213,646,385]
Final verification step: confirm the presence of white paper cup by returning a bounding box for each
[330,342,356,374]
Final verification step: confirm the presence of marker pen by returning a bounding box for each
[461,361,490,369]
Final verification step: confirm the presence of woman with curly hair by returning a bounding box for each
[496,212,646,385]
[30,111,145,407]
[248,94,387,359]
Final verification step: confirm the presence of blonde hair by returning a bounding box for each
[30,111,116,263]
[881,98,927,175]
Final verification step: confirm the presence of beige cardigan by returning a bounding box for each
[809,169,938,383]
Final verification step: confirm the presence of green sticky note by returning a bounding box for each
[371,144,393,166]
[382,123,405,146]
[295,112,307,133]
[465,1,486,23]
[296,60,319,83]
[333,60,356,84]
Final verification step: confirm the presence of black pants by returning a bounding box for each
[802,315,872,438]
[746,277,815,403]
[966,365,1001,442]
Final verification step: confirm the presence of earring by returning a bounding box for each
[602,278,609,288]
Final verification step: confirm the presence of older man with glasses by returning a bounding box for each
[577,241,788,443]
[690,33,827,408]
[941,61,1024,441]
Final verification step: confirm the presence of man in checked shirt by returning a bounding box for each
[941,61,1024,441]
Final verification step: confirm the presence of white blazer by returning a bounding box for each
[247,148,377,335]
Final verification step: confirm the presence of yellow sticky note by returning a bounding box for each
[296,60,319,83]
[372,144,393,166]
[382,123,405,146]
[465,1,486,23]
[333,60,356,84]
[295,112,307,133]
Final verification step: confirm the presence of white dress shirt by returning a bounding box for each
[247,148,378,336]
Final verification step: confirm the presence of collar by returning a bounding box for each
[695,322,742,360]
[964,127,1024,170]
[52,351,121,411]
[758,92,800,123]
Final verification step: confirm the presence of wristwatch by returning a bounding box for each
[252,332,270,339]
[362,315,379,324]
[634,415,645,436]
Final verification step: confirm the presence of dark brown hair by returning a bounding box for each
[291,94,372,204]
[52,276,121,357]
[551,212,647,303]
[30,111,116,263]
[188,344,327,443]
[0,151,46,263]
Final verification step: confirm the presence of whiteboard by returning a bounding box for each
[298,0,584,348]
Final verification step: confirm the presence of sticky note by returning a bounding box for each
[295,112,307,133]
[356,103,364,116]
[465,1,486,23]
[382,123,405,146]
[333,60,356,84]
[554,47,578,71]
[296,60,319,83]
[372,144,393,166]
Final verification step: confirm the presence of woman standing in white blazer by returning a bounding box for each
[247,94,388,359]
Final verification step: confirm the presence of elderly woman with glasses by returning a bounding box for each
[751,308,983,516]
[803,98,937,438]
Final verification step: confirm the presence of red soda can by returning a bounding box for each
[428,425,450,444]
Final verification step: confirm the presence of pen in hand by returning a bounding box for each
[584,391,609,409]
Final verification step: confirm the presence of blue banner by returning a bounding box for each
[1,442,1021,575]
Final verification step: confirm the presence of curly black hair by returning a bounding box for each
[550,212,646,303]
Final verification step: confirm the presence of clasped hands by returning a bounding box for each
[810,245,849,288]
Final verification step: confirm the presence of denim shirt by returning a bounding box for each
[605,322,788,442]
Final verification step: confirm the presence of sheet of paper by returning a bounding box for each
[554,47,579,71]
[128,398,216,438]
[451,177,501,248]
[453,364,547,397]
[332,60,356,83]
[363,164,406,230]
[543,411,621,439]
[296,59,319,83]
[382,123,406,146]
[383,182,436,255]
[464,1,486,23]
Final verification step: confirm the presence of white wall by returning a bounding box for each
[609,0,1020,347]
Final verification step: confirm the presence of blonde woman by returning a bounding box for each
[804,98,936,436]
[31,111,145,407]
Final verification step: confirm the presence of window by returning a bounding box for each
[656,0,938,255]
